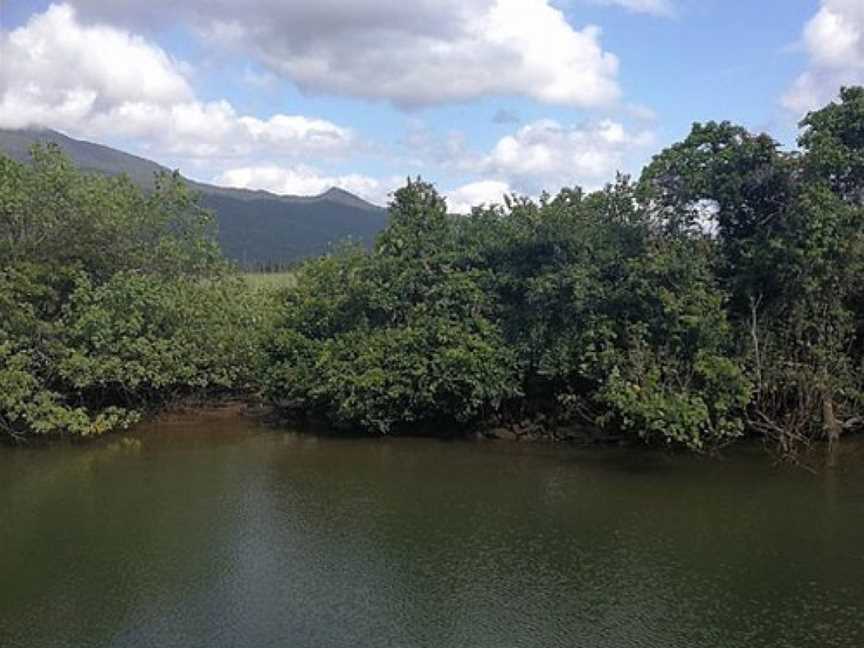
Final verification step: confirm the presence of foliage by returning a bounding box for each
[260,88,864,453]
[263,182,520,433]
[638,87,864,454]
[0,145,273,441]
[7,88,864,454]
[0,144,222,281]
[263,177,750,448]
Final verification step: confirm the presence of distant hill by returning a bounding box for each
[0,128,389,267]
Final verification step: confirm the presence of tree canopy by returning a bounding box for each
[0,145,268,441]
[263,87,864,454]
[4,88,864,456]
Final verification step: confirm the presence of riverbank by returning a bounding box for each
[116,400,852,466]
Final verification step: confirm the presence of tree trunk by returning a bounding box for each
[822,392,841,445]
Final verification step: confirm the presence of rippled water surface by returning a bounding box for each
[2,413,864,647]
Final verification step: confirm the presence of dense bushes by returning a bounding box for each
[0,146,271,441]
[262,178,751,450]
[59,273,269,399]
[263,87,864,453]
[262,186,520,433]
[4,88,864,454]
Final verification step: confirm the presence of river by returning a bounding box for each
[2,411,863,647]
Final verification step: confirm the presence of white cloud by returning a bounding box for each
[213,165,393,205]
[0,3,191,129]
[111,103,351,159]
[217,167,516,212]
[0,4,193,112]
[0,4,354,159]
[474,118,654,193]
[434,117,656,212]
[242,67,278,89]
[0,3,657,203]
[783,0,864,114]
[400,123,471,169]
[445,180,512,213]
[73,0,621,109]
[589,0,676,17]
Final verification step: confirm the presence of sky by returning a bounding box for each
[1,0,862,210]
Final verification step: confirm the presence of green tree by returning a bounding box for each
[263,181,519,434]
[0,146,266,441]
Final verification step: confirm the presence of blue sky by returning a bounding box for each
[1,1,861,209]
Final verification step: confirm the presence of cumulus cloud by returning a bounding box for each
[473,118,654,193]
[433,118,654,211]
[445,180,513,213]
[214,165,393,205]
[72,0,621,108]
[783,0,864,114]
[0,4,354,159]
[0,4,191,128]
[217,166,516,213]
[83,101,353,159]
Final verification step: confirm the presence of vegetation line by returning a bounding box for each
[2,87,864,457]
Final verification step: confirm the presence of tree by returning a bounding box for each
[799,86,864,206]
[0,146,264,442]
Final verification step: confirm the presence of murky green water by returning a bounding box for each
[2,413,864,648]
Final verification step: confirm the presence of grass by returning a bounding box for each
[242,271,298,291]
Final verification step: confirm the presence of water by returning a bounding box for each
[2,411,864,648]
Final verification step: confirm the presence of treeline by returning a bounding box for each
[2,88,864,454]
[262,87,864,454]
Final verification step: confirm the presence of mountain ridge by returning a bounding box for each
[0,128,388,266]
[0,127,382,207]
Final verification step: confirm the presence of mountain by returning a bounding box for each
[0,128,389,267]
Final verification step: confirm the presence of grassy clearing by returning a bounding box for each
[242,271,298,291]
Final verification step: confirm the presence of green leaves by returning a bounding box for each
[6,88,864,452]
[0,144,223,281]
[799,86,864,204]
[263,218,519,433]
[262,175,752,449]
[0,146,267,441]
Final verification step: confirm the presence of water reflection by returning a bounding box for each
[2,420,863,647]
